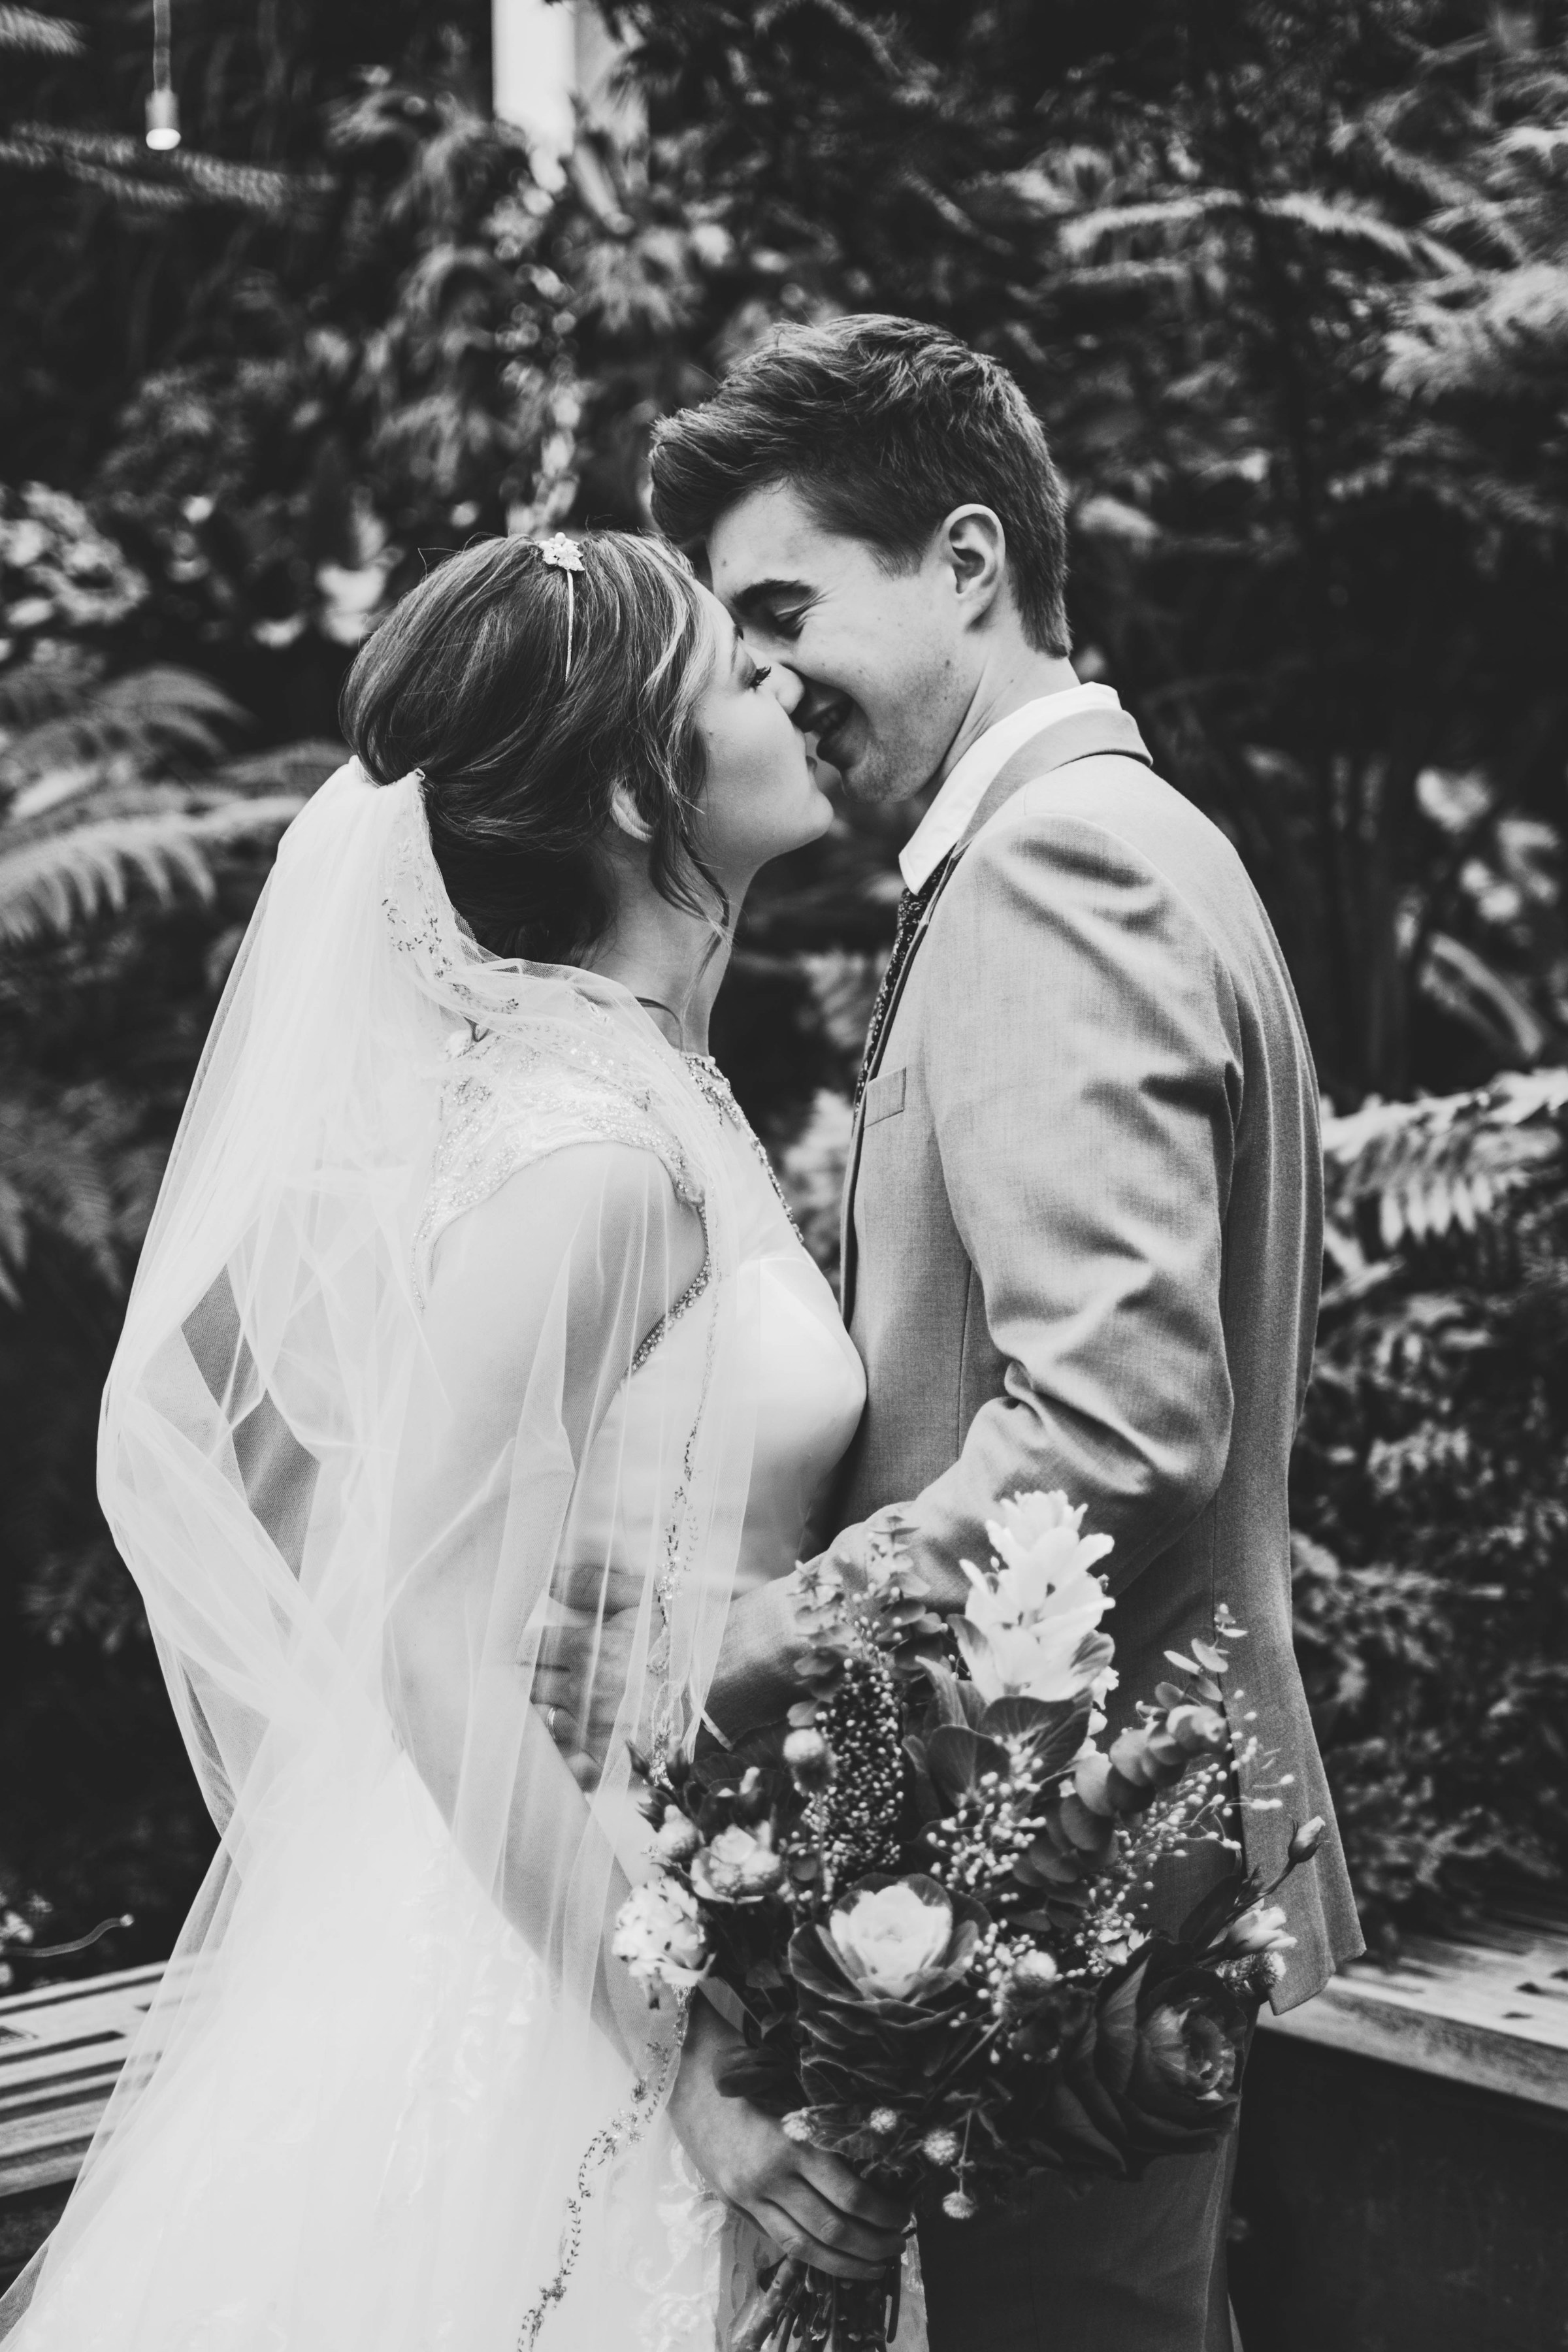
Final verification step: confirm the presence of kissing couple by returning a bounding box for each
[2,317,1360,2352]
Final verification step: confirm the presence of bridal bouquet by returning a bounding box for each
[614,1495,1323,2352]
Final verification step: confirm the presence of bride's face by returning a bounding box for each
[688,585,834,887]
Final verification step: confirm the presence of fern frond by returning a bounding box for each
[1056,257,1196,295]
[0,795,300,949]
[0,667,246,809]
[0,1170,25,1305]
[1337,117,1530,267]
[0,645,105,740]
[1420,931,1552,1062]
[214,740,346,798]
[1323,1069,1568,1258]
[0,1095,119,1293]
[0,4,80,52]
[1057,191,1232,258]
[5,123,327,216]
[0,814,214,943]
[1338,117,1484,214]
[1499,122,1568,172]
[1262,190,1463,274]
[0,1084,161,1298]
[1058,188,1451,274]
[0,137,192,210]
[182,793,303,847]
[1386,261,1568,399]
[1424,466,1568,536]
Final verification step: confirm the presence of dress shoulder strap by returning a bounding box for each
[413,1027,700,1305]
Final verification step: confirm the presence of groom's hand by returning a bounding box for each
[668,2000,909,2282]
[531,1602,639,1788]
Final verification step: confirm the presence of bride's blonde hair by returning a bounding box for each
[340,531,716,964]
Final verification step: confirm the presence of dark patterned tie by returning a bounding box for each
[854,857,951,1109]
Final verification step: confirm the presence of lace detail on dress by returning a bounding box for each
[413,1027,702,1308]
[626,2133,728,2352]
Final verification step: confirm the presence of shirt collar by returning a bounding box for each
[898,683,1124,892]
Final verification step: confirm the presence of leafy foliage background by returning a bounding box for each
[1298,1074,1568,1940]
[1,0,1566,1971]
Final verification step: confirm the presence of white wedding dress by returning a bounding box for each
[0,766,892,2352]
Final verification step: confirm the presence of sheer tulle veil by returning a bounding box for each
[1,759,760,2348]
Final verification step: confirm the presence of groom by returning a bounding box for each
[657,317,1362,2347]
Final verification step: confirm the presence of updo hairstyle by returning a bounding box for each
[339,532,715,963]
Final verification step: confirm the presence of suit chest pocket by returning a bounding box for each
[861,1065,907,1126]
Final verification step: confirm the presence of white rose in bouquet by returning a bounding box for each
[830,1881,958,1999]
[690,1822,782,1901]
[612,1877,707,1995]
[956,1490,1117,1707]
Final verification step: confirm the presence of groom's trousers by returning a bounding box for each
[917,2121,1242,2352]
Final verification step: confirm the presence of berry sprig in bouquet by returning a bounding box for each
[614,1496,1322,2352]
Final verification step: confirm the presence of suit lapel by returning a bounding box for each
[955,704,1150,851]
[838,702,1152,1316]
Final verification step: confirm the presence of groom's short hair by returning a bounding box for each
[649,315,1071,657]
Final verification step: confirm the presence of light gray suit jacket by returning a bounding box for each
[713,702,1362,2010]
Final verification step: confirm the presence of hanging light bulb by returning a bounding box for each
[145,0,180,150]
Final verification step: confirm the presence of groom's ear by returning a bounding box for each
[939,506,1007,630]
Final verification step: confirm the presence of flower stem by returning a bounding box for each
[732,2259,808,2352]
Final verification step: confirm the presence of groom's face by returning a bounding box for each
[706,482,973,806]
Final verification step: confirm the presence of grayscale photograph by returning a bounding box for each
[1,5,1565,2348]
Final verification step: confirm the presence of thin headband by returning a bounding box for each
[540,532,585,679]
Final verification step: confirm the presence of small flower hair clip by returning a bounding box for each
[538,533,585,677]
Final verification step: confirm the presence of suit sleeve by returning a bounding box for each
[701,804,1245,1744]
[906,807,1242,1605]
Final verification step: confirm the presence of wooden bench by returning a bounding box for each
[0,1963,165,2291]
[4,1924,1567,2336]
[1236,1911,1568,2351]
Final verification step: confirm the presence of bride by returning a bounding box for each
[0,531,911,2349]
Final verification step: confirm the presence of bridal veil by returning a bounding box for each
[1,759,760,2349]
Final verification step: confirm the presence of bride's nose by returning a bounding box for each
[762,660,806,719]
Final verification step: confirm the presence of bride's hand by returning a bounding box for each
[668,2001,910,2283]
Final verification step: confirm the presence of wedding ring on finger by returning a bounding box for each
[544,1703,561,1740]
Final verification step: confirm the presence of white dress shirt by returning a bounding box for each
[898,683,1125,892]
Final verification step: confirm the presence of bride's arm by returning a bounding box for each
[385,1140,703,2062]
